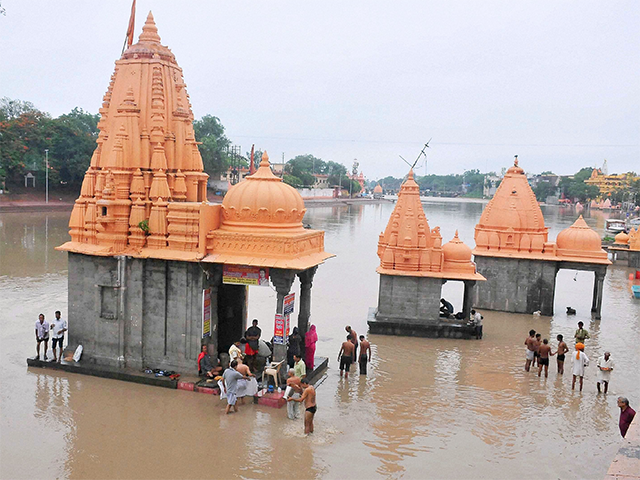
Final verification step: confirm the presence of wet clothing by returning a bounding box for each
[340,355,352,371]
[571,351,589,377]
[620,406,636,438]
[359,354,368,375]
[539,357,549,366]
[306,405,317,414]
[287,393,301,419]
[35,320,49,340]
[596,356,614,382]
[557,354,565,362]
[526,349,535,361]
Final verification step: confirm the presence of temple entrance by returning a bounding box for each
[553,265,606,320]
[217,284,247,354]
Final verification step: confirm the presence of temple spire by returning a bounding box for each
[138,11,161,44]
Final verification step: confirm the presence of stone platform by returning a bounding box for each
[26,355,329,407]
[367,308,479,339]
[605,420,640,480]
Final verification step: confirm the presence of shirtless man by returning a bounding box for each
[234,357,254,404]
[524,330,537,372]
[358,335,371,375]
[555,334,569,374]
[338,335,355,378]
[345,326,358,366]
[532,333,542,367]
[286,369,303,420]
[538,339,552,378]
[287,377,316,434]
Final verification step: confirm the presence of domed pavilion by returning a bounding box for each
[610,228,640,268]
[369,170,485,339]
[56,13,332,372]
[472,157,610,319]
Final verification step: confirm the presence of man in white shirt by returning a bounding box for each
[596,351,614,394]
[35,313,49,361]
[50,310,67,363]
[470,309,483,339]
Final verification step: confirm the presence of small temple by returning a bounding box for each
[610,228,640,268]
[472,157,611,319]
[56,13,332,372]
[368,170,485,338]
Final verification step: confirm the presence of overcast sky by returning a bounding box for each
[1,1,638,179]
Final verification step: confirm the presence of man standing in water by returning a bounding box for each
[532,333,542,367]
[618,397,636,438]
[338,335,355,378]
[538,339,551,378]
[571,343,589,392]
[222,360,247,414]
[358,335,371,375]
[574,321,590,344]
[555,334,569,374]
[285,369,302,420]
[287,377,316,434]
[35,313,49,361]
[524,330,537,372]
[596,351,614,394]
[346,325,358,365]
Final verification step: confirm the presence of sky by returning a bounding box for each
[1,1,638,180]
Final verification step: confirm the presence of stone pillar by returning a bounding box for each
[204,264,223,355]
[296,266,317,335]
[462,280,476,321]
[592,270,606,320]
[269,269,296,370]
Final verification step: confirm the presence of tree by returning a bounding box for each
[534,181,557,202]
[559,167,600,202]
[193,115,231,177]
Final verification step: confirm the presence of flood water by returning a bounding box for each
[1,201,639,479]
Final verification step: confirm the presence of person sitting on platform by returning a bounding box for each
[229,338,245,363]
[440,298,454,317]
[198,344,223,378]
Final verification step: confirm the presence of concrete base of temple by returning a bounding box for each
[473,256,557,316]
[629,250,640,268]
[367,308,479,339]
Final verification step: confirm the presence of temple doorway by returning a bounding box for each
[217,283,247,354]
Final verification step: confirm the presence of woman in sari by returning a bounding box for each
[305,324,318,370]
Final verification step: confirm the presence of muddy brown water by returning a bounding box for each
[1,202,639,479]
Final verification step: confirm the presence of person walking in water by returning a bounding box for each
[287,377,316,434]
[358,335,371,375]
[346,325,358,365]
[574,321,590,344]
[571,343,589,392]
[338,335,355,379]
[532,333,541,367]
[524,330,537,372]
[35,313,49,361]
[596,351,614,394]
[285,369,303,420]
[555,334,569,374]
[538,339,551,378]
[222,360,248,414]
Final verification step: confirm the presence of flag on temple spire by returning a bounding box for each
[249,144,256,175]
[122,0,137,54]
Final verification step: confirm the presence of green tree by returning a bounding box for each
[534,181,557,201]
[559,167,600,202]
[193,115,231,177]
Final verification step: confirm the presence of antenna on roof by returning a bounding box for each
[399,139,431,171]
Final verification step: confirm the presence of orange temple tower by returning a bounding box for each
[369,170,485,338]
[472,157,610,318]
[55,13,332,372]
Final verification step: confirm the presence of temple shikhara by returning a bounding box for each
[472,158,611,318]
[369,170,485,338]
[56,13,332,371]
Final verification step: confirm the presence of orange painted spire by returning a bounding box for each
[138,11,161,44]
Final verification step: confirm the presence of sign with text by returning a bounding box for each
[283,293,295,316]
[202,288,211,338]
[273,314,286,345]
[222,265,270,286]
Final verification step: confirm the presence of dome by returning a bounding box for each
[614,231,629,245]
[221,152,306,232]
[373,184,383,193]
[443,231,476,274]
[556,215,608,262]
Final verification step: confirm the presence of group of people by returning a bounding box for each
[34,311,67,362]
[338,325,371,378]
[524,322,636,438]
[287,324,318,371]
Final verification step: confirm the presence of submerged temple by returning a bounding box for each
[369,170,485,338]
[472,158,610,318]
[57,13,332,371]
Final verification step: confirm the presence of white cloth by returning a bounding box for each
[287,393,301,419]
[50,318,67,339]
[218,380,227,400]
[237,377,258,398]
[526,349,535,361]
[596,356,614,382]
[229,344,243,361]
[571,352,589,377]
[473,312,482,326]
[35,320,49,339]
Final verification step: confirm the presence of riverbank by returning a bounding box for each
[605,419,640,480]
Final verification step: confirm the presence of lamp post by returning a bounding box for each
[45,149,49,204]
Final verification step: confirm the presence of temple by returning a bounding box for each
[610,228,640,268]
[472,157,611,318]
[368,170,485,338]
[56,13,332,372]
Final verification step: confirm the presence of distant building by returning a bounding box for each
[585,167,638,196]
[483,174,502,198]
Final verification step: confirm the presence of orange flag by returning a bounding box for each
[126,0,137,48]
